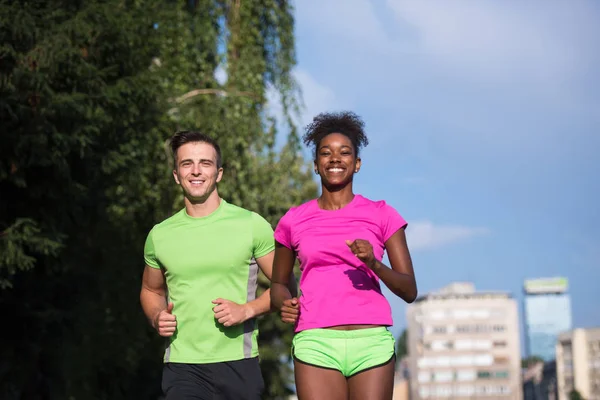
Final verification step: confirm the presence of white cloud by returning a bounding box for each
[385,0,597,86]
[407,221,489,251]
[294,0,600,161]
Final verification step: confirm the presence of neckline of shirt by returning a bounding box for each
[182,198,227,221]
[313,194,361,213]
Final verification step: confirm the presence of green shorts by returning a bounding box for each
[292,327,395,377]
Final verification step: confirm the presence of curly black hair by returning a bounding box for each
[302,111,369,158]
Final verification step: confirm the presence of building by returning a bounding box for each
[522,360,558,400]
[523,277,572,362]
[556,327,600,400]
[406,282,522,399]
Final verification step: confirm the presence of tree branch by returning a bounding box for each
[174,88,260,103]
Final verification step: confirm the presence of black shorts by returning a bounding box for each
[161,357,264,400]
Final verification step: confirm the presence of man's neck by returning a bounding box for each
[184,191,221,218]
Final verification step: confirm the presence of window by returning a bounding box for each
[433,326,447,334]
[494,356,509,364]
[431,340,452,351]
[455,339,473,350]
[429,310,446,320]
[432,386,452,397]
[474,354,494,366]
[472,309,491,319]
[455,385,475,396]
[494,371,509,379]
[493,340,507,348]
[456,370,476,381]
[433,371,454,382]
[418,371,430,383]
[477,371,491,379]
[453,309,471,319]
[474,340,492,350]
[452,355,474,366]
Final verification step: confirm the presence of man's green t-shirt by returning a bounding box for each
[144,199,274,364]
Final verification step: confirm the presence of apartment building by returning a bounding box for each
[406,282,522,399]
[556,327,600,400]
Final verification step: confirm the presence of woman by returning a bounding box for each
[271,111,418,400]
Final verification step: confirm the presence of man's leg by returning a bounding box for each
[162,363,215,400]
[213,357,265,400]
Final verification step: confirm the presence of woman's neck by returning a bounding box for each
[318,185,355,210]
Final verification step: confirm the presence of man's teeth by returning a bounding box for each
[191,180,204,184]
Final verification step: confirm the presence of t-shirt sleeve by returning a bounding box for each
[273,210,293,250]
[381,203,408,242]
[251,212,275,258]
[144,228,161,269]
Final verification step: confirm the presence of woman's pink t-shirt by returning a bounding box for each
[274,194,407,332]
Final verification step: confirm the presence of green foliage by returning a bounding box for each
[522,355,545,368]
[396,328,408,359]
[570,389,585,400]
[0,0,313,399]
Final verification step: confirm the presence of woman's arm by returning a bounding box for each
[346,228,417,303]
[271,242,300,323]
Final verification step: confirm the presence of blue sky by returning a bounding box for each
[285,0,600,346]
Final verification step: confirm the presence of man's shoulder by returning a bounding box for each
[221,201,266,222]
[148,209,186,234]
[222,200,253,216]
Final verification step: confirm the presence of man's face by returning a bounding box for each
[173,142,223,203]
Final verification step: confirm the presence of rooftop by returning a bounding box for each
[414,282,512,303]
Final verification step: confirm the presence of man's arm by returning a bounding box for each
[212,251,275,327]
[140,265,177,336]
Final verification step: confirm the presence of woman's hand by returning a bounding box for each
[346,239,377,269]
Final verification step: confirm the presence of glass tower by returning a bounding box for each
[523,277,572,362]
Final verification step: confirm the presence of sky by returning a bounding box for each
[284,0,600,347]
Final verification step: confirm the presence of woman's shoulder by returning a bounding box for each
[279,199,319,222]
[355,194,392,210]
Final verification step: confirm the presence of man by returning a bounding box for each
[141,130,279,399]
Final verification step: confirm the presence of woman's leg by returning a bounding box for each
[347,357,395,400]
[294,359,348,400]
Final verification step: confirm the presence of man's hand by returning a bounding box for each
[346,239,377,269]
[281,297,299,324]
[154,302,177,337]
[212,298,251,327]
